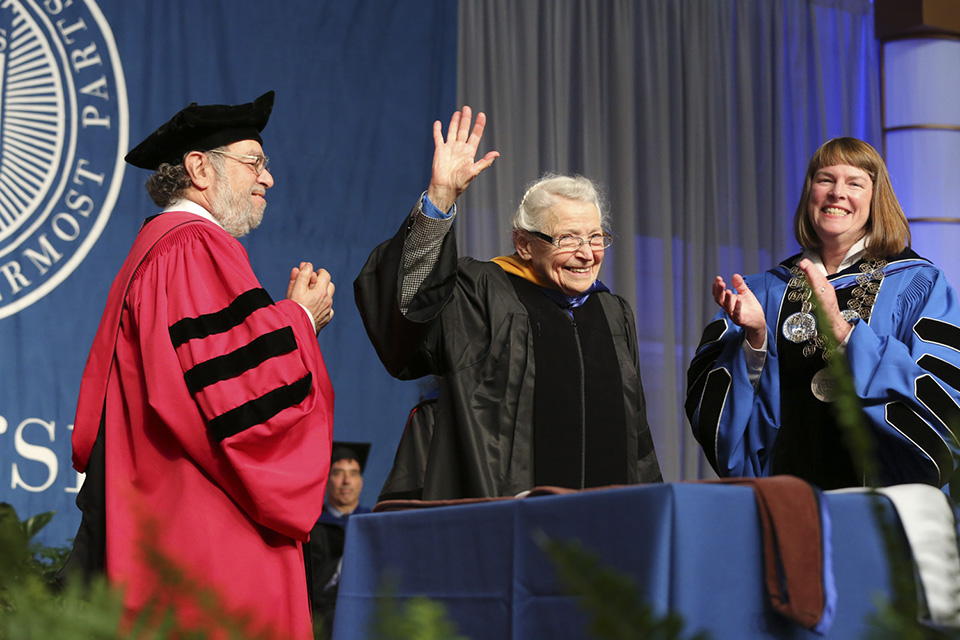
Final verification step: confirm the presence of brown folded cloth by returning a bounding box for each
[372,495,514,513]
[700,476,831,631]
[371,485,626,513]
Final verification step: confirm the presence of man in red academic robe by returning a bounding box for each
[61,91,335,640]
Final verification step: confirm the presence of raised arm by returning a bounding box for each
[354,107,498,379]
[426,106,499,213]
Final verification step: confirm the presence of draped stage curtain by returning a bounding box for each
[454,0,881,482]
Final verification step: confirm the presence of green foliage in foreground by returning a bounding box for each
[369,581,470,640]
[0,503,273,640]
[539,534,712,640]
[0,503,126,640]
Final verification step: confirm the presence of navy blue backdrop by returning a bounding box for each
[0,0,455,547]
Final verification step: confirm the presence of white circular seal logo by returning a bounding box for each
[0,0,126,319]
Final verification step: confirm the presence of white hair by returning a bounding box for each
[512,174,609,237]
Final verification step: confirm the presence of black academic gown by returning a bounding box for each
[355,209,661,500]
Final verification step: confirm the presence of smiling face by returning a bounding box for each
[806,163,873,253]
[515,197,604,295]
[210,140,274,238]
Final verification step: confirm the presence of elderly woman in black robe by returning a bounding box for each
[355,106,661,501]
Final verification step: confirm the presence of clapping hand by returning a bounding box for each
[713,273,766,349]
[287,262,335,333]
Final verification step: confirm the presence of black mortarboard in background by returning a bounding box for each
[331,441,371,473]
[124,90,275,170]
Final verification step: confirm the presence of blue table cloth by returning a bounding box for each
[333,483,898,639]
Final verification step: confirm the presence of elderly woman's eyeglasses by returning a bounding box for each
[530,230,613,250]
[209,150,270,176]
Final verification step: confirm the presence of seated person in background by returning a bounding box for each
[308,442,371,632]
[686,137,960,490]
[354,106,661,500]
[320,443,371,524]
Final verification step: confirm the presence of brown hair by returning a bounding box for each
[793,137,910,259]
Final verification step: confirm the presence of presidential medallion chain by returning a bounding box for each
[782,260,887,402]
[781,259,887,361]
[781,259,887,402]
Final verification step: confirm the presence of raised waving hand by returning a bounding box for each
[426,106,500,213]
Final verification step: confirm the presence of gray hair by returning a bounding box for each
[143,147,229,207]
[512,174,609,236]
[144,161,192,207]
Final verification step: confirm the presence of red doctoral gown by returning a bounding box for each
[71,210,334,639]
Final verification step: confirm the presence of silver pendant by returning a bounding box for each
[782,311,817,343]
[811,368,837,402]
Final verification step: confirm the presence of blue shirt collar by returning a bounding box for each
[538,279,609,309]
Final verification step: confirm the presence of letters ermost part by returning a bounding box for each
[0,0,126,319]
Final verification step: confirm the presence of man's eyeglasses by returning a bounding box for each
[209,149,270,176]
[529,230,613,250]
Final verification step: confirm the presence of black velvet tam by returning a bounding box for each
[331,441,371,472]
[125,90,274,170]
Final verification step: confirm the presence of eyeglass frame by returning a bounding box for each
[208,149,270,176]
[528,229,613,251]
